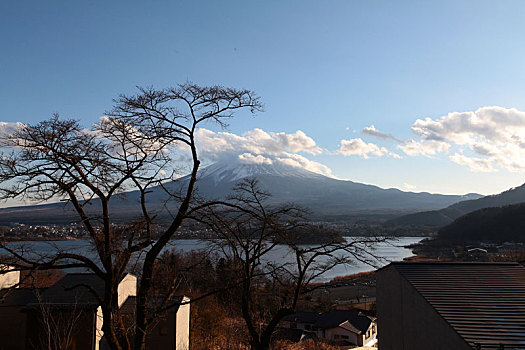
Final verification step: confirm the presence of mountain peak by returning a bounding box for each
[199,161,327,183]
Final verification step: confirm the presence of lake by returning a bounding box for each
[3,237,424,282]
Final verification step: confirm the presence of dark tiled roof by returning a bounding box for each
[392,262,525,348]
[282,311,319,324]
[121,296,184,314]
[283,310,373,334]
[0,288,42,306]
[313,309,372,333]
[29,273,105,309]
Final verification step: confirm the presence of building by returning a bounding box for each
[281,309,377,348]
[0,271,190,350]
[0,265,20,289]
[377,262,525,350]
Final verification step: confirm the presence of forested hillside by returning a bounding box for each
[438,202,525,243]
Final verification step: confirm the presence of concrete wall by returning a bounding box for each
[0,265,20,290]
[117,274,137,307]
[175,296,190,350]
[376,266,471,350]
[95,305,104,350]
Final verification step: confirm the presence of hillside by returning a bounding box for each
[386,184,525,227]
[437,202,525,243]
[0,161,481,225]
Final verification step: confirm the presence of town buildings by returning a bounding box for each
[281,309,377,348]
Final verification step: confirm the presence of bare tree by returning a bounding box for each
[0,83,263,350]
[194,179,387,350]
[34,291,85,350]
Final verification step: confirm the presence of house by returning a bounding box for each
[0,271,190,350]
[377,262,525,350]
[281,309,377,348]
[282,311,318,332]
[466,247,489,261]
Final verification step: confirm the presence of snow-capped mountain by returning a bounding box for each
[148,160,481,219]
[0,160,482,224]
[197,161,326,183]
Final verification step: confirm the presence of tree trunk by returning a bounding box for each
[133,279,149,350]
[251,340,270,350]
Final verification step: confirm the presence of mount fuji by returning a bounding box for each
[185,161,481,215]
[0,160,481,225]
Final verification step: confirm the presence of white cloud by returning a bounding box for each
[238,153,273,165]
[398,139,450,157]
[449,153,496,172]
[362,125,401,142]
[337,138,400,159]
[272,130,322,154]
[0,121,335,177]
[195,128,323,159]
[275,152,333,177]
[194,128,333,176]
[411,106,525,144]
[403,106,525,171]
[96,116,169,157]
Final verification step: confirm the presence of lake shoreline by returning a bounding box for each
[2,237,426,282]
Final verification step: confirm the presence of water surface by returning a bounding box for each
[4,236,424,282]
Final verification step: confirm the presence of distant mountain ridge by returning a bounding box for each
[438,202,525,243]
[0,161,481,225]
[386,183,525,227]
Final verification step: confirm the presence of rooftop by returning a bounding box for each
[389,262,525,348]
[29,273,106,309]
[0,288,41,307]
[284,309,374,334]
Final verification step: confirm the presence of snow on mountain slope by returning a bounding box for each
[197,161,327,183]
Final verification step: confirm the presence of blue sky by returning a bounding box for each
[2,1,525,196]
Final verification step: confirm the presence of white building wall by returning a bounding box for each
[0,265,20,289]
[363,321,378,347]
[324,324,359,345]
[176,296,190,350]
[95,306,104,350]
[117,274,137,307]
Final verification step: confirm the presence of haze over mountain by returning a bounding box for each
[387,183,525,227]
[0,161,481,225]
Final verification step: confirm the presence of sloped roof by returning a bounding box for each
[282,311,319,324]
[314,310,373,333]
[339,320,363,334]
[121,296,184,314]
[391,262,525,348]
[0,288,42,306]
[283,309,373,334]
[29,273,105,309]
